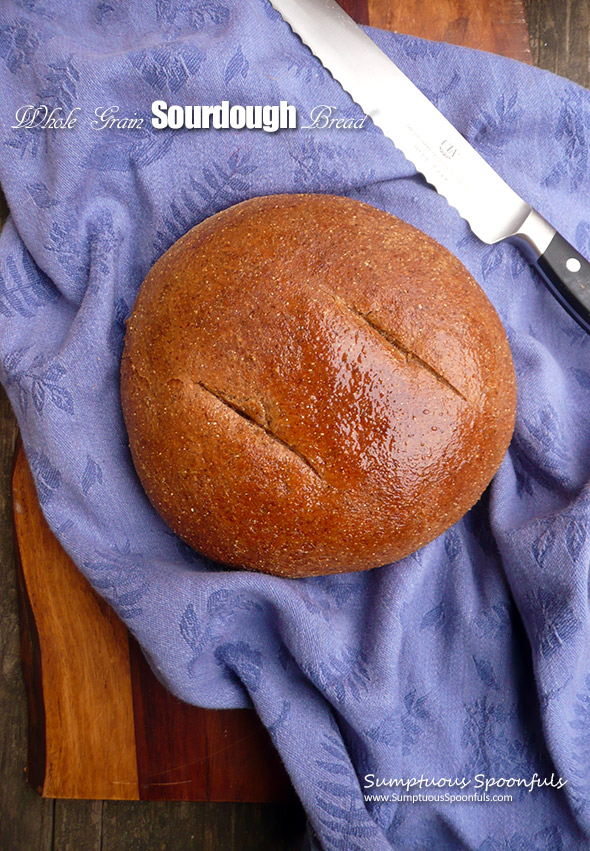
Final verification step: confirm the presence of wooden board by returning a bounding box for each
[12,0,530,803]
[13,442,293,802]
[367,0,531,59]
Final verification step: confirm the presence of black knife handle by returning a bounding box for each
[535,232,590,334]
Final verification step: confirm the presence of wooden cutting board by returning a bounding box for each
[12,0,531,802]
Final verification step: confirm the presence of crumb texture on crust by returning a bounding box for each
[121,194,517,577]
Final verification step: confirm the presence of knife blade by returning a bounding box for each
[269,0,590,334]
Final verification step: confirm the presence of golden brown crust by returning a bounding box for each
[121,194,517,577]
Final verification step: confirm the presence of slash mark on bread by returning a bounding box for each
[196,381,323,479]
[330,293,468,404]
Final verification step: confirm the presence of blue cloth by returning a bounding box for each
[2,1,590,848]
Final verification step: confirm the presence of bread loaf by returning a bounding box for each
[121,194,516,577]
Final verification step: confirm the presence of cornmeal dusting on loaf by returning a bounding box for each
[121,194,517,577]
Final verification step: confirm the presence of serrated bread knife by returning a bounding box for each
[269,0,590,334]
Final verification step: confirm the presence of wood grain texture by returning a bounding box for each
[128,634,293,802]
[368,0,531,60]
[524,0,590,87]
[339,0,369,25]
[52,800,103,851]
[12,443,140,801]
[99,800,306,851]
[0,383,55,851]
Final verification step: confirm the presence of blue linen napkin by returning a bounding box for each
[2,1,590,848]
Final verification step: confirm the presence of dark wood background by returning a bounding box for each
[1,1,588,849]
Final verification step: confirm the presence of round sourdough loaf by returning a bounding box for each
[121,194,516,577]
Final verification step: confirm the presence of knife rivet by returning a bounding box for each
[566,258,581,273]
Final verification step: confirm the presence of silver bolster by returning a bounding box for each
[511,209,556,259]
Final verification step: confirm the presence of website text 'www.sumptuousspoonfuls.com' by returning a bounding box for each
[362,773,567,805]
[364,791,514,804]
